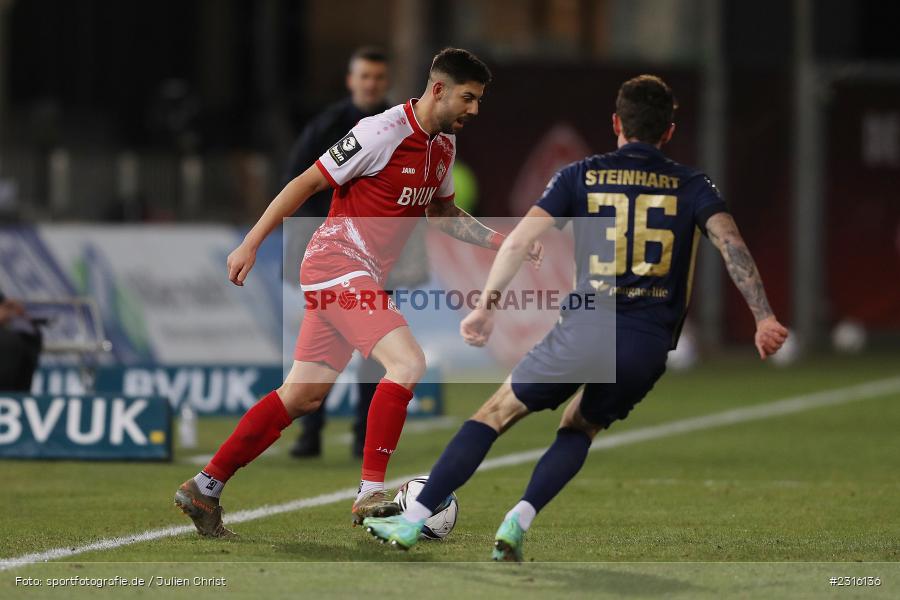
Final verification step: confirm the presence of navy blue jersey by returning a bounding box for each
[537,142,727,347]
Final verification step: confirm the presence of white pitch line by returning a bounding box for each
[2,375,899,571]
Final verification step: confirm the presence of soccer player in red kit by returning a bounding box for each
[174,48,543,537]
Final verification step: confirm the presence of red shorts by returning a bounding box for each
[293,274,407,371]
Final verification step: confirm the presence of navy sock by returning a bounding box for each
[416,420,499,511]
[522,427,592,512]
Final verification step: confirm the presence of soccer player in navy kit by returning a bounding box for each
[364,75,789,559]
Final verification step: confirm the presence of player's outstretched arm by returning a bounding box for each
[460,207,555,346]
[705,212,789,359]
[227,165,330,286]
[425,200,501,248]
[425,201,544,266]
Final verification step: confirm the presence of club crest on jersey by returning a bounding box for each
[436,160,447,181]
[328,133,362,166]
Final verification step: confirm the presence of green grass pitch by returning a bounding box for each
[2,351,899,598]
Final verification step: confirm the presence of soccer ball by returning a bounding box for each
[831,319,867,354]
[393,476,458,540]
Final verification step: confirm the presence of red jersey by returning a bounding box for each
[302,99,456,290]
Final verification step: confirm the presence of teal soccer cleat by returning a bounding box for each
[363,515,425,550]
[492,513,526,562]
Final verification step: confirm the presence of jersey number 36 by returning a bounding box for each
[587,193,676,277]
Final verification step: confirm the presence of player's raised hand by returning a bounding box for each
[227,243,257,287]
[526,240,544,269]
[460,307,494,347]
[754,316,789,360]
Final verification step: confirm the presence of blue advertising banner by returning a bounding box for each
[96,365,283,415]
[33,365,443,418]
[0,395,172,461]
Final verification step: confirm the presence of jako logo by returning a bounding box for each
[401,167,416,174]
[397,186,436,206]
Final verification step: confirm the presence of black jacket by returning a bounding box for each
[283,97,390,217]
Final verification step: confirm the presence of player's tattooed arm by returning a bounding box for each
[425,201,500,249]
[705,212,774,322]
[461,207,554,345]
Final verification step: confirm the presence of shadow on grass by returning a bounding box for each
[272,537,441,563]
[437,563,703,597]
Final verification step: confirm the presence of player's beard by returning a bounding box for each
[436,105,469,134]
[438,115,469,135]
[437,113,458,134]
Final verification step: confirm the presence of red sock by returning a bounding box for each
[361,378,414,482]
[205,390,293,483]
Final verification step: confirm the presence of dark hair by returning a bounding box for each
[348,46,388,70]
[615,75,677,143]
[430,47,492,85]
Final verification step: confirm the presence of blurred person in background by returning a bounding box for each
[0,288,42,392]
[283,47,392,460]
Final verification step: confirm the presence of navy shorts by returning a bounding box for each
[511,314,670,429]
